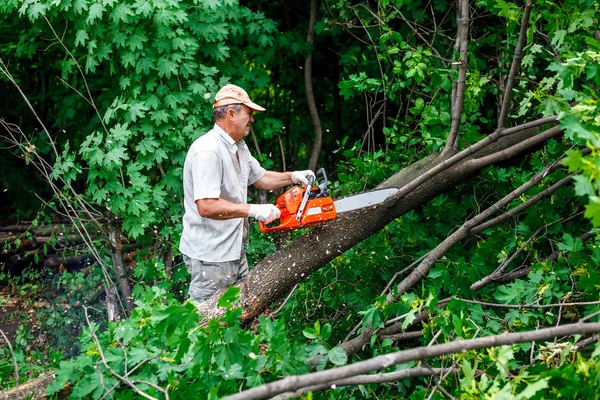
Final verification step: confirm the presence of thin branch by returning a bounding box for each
[471,208,581,291]
[277,134,286,172]
[442,0,470,156]
[470,173,574,235]
[83,307,166,400]
[222,322,600,400]
[43,16,110,136]
[497,0,535,129]
[249,125,262,157]
[384,117,559,209]
[388,6,449,62]
[0,59,59,158]
[471,225,545,291]
[267,284,298,319]
[425,363,456,400]
[380,330,424,342]
[452,297,600,310]
[494,230,594,284]
[0,329,19,388]
[305,0,323,171]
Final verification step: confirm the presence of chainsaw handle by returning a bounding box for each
[315,168,328,196]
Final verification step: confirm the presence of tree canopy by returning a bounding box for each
[1,0,600,399]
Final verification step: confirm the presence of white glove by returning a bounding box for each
[248,204,281,224]
[292,170,316,186]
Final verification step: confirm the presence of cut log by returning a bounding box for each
[0,372,59,400]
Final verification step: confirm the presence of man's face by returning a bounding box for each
[231,105,255,140]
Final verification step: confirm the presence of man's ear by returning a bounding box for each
[226,108,236,121]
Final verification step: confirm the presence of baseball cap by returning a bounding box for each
[213,84,266,112]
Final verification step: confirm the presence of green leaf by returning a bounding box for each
[157,58,178,78]
[303,328,318,339]
[327,347,348,366]
[551,30,566,48]
[562,150,584,172]
[516,378,550,399]
[359,307,384,330]
[104,147,129,166]
[129,102,149,122]
[75,30,89,47]
[321,323,332,340]
[87,3,104,24]
[110,3,133,23]
[573,175,594,197]
[556,233,584,253]
[217,286,240,309]
[584,199,600,227]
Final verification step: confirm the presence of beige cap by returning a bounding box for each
[213,84,266,112]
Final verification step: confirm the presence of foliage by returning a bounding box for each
[1,0,600,398]
[46,287,313,399]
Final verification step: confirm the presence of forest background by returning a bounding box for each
[1,0,600,398]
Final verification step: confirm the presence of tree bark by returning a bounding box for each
[107,215,133,314]
[0,373,56,400]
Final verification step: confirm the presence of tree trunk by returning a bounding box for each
[305,0,323,171]
[107,215,133,314]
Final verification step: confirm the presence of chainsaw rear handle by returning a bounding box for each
[315,167,328,196]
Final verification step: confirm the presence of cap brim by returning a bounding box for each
[244,101,266,112]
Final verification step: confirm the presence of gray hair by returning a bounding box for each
[212,103,242,122]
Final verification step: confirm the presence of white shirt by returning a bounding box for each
[179,124,265,262]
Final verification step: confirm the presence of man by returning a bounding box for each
[179,84,315,303]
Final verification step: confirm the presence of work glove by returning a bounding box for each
[248,204,281,224]
[291,170,316,186]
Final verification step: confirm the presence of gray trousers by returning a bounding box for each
[183,249,248,302]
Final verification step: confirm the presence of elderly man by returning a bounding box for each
[179,84,314,303]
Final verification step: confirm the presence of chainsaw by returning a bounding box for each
[259,168,398,233]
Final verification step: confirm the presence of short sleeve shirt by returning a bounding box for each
[179,124,266,262]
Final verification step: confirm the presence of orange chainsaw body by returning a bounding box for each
[259,171,337,233]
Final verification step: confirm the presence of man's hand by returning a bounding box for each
[291,170,316,186]
[248,204,281,224]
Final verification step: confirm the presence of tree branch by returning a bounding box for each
[462,126,562,171]
[470,208,580,291]
[0,329,19,388]
[305,0,323,171]
[494,231,594,284]
[391,159,563,300]
[271,367,454,400]
[497,0,535,129]
[442,0,469,156]
[470,173,574,235]
[222,322,600,400]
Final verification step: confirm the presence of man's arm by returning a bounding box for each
[253,170,316,191]
[253,171,294,191]
[196,198,250,220]
[196,198,280,223]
